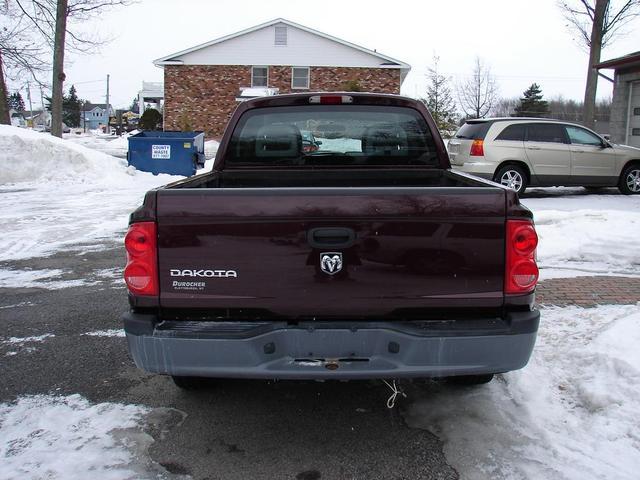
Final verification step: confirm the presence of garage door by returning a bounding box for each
[630,81,640,148]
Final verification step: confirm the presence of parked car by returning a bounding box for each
[123,93,540,389]
[448,118,640,194]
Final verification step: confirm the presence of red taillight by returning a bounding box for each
[505,219,539,294]
[470,139,484,156]
[124,222,158,296]
[309,95,353,104]
[512,223,538,255]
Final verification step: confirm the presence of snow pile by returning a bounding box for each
[405,304,640,479]
[0,126,179,262]
[63,132,129,158]
[204,139,219,159]
[522,194,640,276]
[0,395,157,480]
[200,139,220,172]
[0,126,136,184]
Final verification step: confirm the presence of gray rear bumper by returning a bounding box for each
[123,311,539,380]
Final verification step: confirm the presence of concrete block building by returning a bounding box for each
[596,51,640,147]
[153,18,410,138]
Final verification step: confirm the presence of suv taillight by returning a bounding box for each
[505,219,539,294]
[470,139,484,156]
[124,222,158,296]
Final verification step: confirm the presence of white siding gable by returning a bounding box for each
[157,20,407,71]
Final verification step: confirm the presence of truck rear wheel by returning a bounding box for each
[446,374,494,385]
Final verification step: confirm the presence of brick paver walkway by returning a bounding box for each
[536,276,640,307]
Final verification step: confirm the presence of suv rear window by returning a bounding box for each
[495,124,525,141]
[455,121,492,140]
[225,105,438,167]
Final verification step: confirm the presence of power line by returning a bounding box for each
[71,79,105,85]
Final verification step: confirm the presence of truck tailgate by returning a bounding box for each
[156,187,506,317]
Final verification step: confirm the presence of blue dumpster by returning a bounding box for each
[127,131,205,176]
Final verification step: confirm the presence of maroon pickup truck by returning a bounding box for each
[123,93,540,388]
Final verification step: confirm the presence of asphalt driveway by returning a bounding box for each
[0,244,458,480]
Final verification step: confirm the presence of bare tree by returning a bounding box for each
[558,0,640,128]
[492,97,519,117]
[456,57,499,119]
[13,0,130,136]
[0,2,50,124]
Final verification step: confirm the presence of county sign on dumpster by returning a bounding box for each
[152,145,171,159]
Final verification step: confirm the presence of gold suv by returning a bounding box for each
[448,118,640,195]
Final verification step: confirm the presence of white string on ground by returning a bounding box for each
[383,379,407,409]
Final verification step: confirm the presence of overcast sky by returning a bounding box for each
[19,0,640,109]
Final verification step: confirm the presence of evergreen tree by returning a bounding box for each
[62,84,82,127]
[139,108,162,130]
[128,96,139,114]
[420,55,457,134]
[514,83,550,117]
[8,92,26,111]
[340,79,363,92]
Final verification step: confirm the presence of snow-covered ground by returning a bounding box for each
[406,303,640,480]
[0,395,171,480]
[64,130,132,158]
[0,126,179,264]
[521,193,640,279]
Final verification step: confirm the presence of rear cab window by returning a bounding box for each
[225,105,439,168]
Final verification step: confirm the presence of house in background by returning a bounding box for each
[153,18,411,138]
[9,109,26,127]
[28,110,51,130]
[137,81,164,114]
[596,51,640,147]
[82,103,114,130]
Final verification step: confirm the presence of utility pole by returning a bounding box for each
[26,82,34,128]
[105,74,110,134]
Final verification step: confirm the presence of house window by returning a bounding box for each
[634,107,640,116]
[252,66,268,87]
[291,67,310,89]
[275,26,287,46]
[632,128,640,136]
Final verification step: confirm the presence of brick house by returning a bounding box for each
[153,18,411,138]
